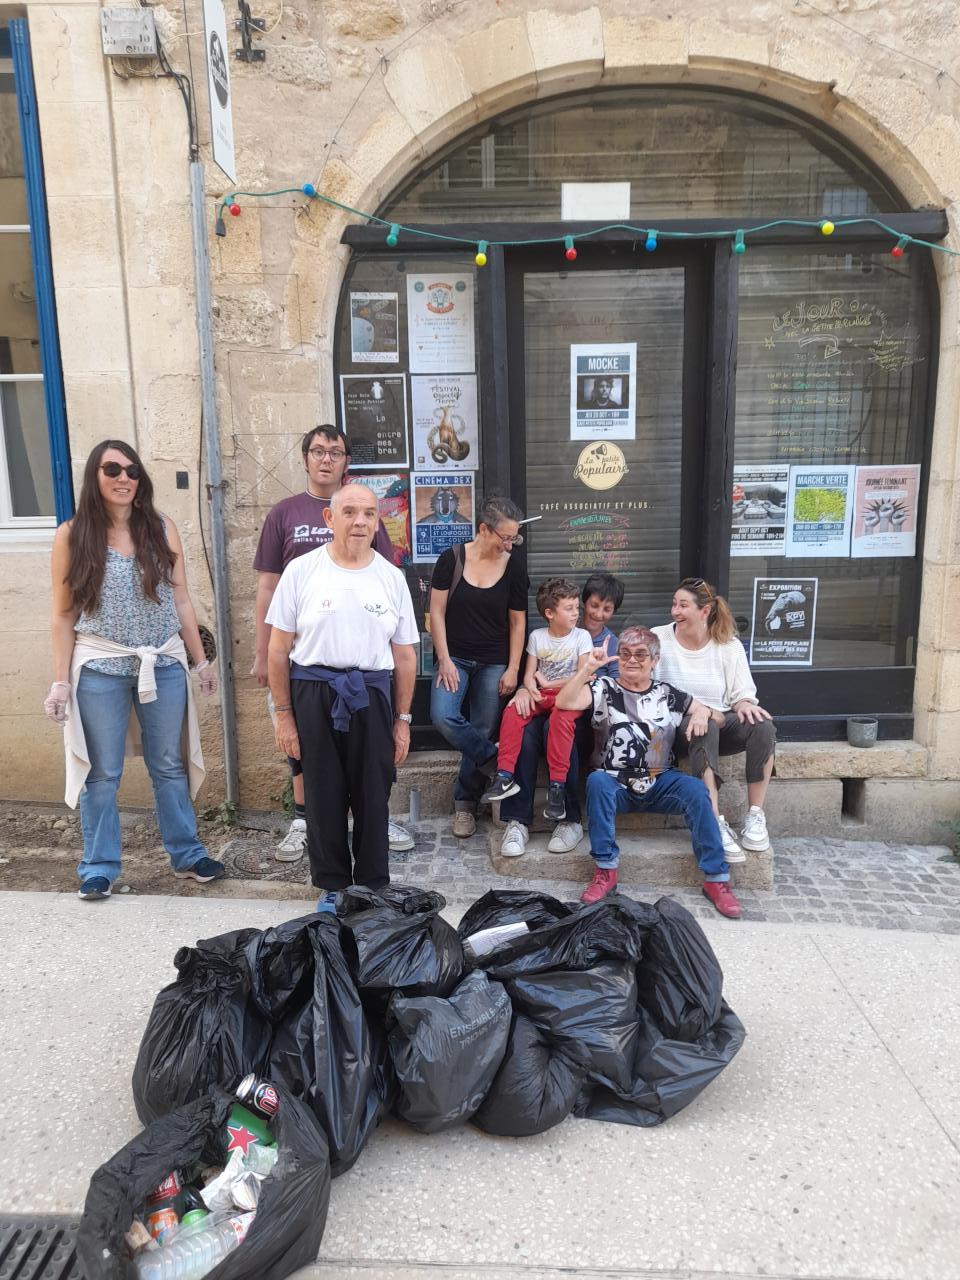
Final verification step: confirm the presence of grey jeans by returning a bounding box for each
[679,710,776,785]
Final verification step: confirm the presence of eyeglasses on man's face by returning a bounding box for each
[100,462,141,480]
[307,446,347,461]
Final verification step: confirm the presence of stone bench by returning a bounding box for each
[393,740,953,844]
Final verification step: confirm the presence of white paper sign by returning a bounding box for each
[561,183,631,220]
[406,275,475,374]
[785,465,855,558]
[570,343,637,441]
[411,375,478,469]
[201,0,236,183]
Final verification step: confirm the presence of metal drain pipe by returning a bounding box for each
[189,159,239,805]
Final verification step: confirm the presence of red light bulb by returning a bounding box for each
[229,203,241,217]
[565,246,577,261]
[890,244,904,258]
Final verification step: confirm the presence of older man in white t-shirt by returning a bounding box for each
[267,483,419,909]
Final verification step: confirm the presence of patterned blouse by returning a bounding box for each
[75,545,181,676]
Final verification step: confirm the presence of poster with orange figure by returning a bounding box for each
[410,374,479,470]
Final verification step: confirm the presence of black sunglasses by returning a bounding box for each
[100,462,142,480]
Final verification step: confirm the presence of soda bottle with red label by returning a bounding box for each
[143,1170,184,1243]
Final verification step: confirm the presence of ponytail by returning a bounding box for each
[677,577,737,644]
[707,594,737,644]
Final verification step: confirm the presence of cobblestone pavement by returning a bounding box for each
[378,816,960,933]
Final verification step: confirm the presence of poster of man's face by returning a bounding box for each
[577,375,627,409]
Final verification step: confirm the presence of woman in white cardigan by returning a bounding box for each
[45,440,221,900]
[652,577,775,861]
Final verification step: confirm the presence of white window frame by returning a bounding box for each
[0,221,56,541]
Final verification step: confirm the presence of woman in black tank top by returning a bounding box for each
[428,496,529,838]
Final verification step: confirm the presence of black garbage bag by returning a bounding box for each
[339,888,464,1004]
[388,970,511,1133]
[574,1000,747,1127]
[132,928,271,1126]
[245,914,393,1177]
[76,1084,330,1280]
[634,896,724,1041]
[338,884,446,916]
[506,960,640,1094]
[457,889,572,938]
[470,898,649,981]
[471,1014,584,1137]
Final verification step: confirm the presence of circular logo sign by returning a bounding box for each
[209,31,229,108]
[574,441,628,490]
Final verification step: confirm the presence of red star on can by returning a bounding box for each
[225,1123,261,1156]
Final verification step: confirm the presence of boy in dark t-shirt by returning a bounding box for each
[555,625,742,919]
[251,424,412,860]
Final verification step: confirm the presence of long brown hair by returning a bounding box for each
[66,440,177,614]
[676,577,737,644]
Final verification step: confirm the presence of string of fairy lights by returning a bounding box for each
[214,184,955,261]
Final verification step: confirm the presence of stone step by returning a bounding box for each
[491,792,686,835]
[487,828,774,890]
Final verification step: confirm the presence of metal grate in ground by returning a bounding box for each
[0,1217,82,1280]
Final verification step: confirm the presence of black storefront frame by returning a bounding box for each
[341,213,945,742]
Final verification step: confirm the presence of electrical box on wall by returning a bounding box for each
[100,7,158,58]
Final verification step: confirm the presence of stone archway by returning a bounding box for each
[292,13,958,772]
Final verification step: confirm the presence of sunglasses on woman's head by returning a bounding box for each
[100,462,141,480]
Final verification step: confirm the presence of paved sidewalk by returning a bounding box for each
[221,816,960,934]
[3,887,959,1280]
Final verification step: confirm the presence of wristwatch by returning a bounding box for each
[395,712,413,724]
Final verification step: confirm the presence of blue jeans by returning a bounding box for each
[499,715,583,827]
[586,769,729,882]
[430,657,505,809]
[76,663,208,885]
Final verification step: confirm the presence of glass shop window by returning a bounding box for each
[384,88,896,224]
[730,248,932,668]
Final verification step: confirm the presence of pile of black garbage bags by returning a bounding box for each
[78,887,744,1279]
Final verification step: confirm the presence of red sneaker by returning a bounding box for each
[580,867,618,904]
[702,880,741,919]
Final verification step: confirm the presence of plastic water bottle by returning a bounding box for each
[131,1211,254,1280]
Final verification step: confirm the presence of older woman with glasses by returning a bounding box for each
[428,495,528,837]
[652,577,776,861]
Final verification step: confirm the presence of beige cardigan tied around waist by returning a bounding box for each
[62,632,205,808]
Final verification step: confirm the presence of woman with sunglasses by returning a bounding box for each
[652,578,776,860]
[428,495,528,838]
[44,440,223,899]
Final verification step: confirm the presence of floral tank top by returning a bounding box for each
[75,543,181,676]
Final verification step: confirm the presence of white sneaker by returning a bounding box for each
[547,821,584,854]
[717,816,746,863]
[499,820,528,858]
[741,806,770,852]
[388,819,415,852]
[276,817,307,862]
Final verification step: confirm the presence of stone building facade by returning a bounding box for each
[2,0,959,835]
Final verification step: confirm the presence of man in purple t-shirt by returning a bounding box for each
[252,423,413,859]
